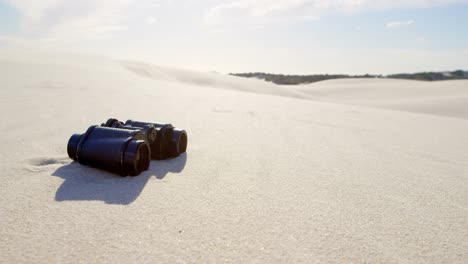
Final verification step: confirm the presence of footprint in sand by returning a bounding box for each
[25,156,71,172]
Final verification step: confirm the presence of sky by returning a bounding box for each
[0,0,467,74]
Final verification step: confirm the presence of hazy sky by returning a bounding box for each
[1,0,467,74]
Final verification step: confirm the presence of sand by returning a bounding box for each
[0,52,467,263]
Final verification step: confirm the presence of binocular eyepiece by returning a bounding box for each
[67,118,187,176]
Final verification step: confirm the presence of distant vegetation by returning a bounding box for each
[230,70,468,85]
[387,70,468,81]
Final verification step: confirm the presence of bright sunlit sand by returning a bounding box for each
[0,52,467,263]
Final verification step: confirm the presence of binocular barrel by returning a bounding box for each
[67,126,151,176]
[102,119,158,145]
[102,118,187,160]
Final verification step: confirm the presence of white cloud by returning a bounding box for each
[204,0,314,26]
[3,0,59,24]
[386,20,415,28]
[203,0,327,27]
[4,0,134,39]
[416,36,426,43]
[3,0,467,49]
[5,0,467,36]
[205,0,468,26]
[145,17,158,25]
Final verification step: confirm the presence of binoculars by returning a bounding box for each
[67,119,188,176]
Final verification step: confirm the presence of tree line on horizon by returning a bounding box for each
[229,70,468,85]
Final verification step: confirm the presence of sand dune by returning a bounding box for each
[0,53,467,263]
[296,78,468,119]
[122,61,307,99]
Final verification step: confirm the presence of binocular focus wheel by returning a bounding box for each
[104,118,119,127]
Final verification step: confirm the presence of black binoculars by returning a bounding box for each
[67,119,188,176]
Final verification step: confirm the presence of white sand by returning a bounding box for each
[0,52,467,263]
[296,78,468,119]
